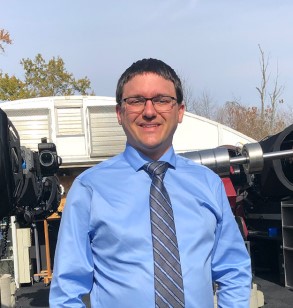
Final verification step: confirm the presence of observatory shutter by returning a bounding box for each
[56,107,83,136]
[3,109,50,151]
[88,105,126,157]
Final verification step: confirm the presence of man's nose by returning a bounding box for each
[142,99,157,117]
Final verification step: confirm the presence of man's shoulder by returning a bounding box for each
[77,153,126,181]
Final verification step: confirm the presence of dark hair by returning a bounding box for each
[116,58,183,105]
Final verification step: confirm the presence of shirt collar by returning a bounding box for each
[123,143,177,172]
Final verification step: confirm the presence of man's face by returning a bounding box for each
[116,73,185,160]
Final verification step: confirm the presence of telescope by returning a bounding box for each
[181,124,293,288]
[180,124,293,198]
[180,124,293,240]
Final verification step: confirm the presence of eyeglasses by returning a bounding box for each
[121,95,178,113]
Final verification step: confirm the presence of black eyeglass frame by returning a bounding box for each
[121,95,178,110]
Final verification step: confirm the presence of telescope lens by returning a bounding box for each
[39,151,54,167]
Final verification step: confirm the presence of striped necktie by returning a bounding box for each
[143,161,185,308]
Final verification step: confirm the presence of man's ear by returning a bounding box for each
[116,104,122,125]
[178,102,185,123]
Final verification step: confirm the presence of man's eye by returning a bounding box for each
[128,98,144,104]
[155,97,170,104]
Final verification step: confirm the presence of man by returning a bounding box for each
[50,58,251,307]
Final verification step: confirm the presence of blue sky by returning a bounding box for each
[1,0,293,108]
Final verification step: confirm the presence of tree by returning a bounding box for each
[215,46,287,141]
[180,45,288,140]
[181,76,216,119]
[190,90,217,119]
[284,105,293,127]
[216,100,285,140]
[256,45,284,134]
[0,53,94,101]
[0,73,29,101]
[0,29,12,52]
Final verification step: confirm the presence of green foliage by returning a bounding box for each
[0,53,94,101]
[0,73,30,101]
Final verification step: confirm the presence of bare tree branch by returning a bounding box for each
[256,44,270,120]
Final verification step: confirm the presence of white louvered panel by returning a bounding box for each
[88,106,126,157]
[5,109,50,151]
[56,107,83,136]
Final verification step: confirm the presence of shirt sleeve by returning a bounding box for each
[211,180,252,308]
[49,178,94,307]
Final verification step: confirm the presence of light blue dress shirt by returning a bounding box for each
[49,144,251,307]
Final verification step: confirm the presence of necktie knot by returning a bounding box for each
[143,161,169,178]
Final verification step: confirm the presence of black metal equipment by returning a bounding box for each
[180,124,293,288]
[0,108,62,225]
[0,108,22,219]
[180,125,293,188]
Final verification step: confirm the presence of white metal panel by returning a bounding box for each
[56,107,83,136]
[56,136,87,158]
[4,109,50,151]
[174,113,219,152]
[16,228,31,284]
[220,126,255,147]
[88,105,126,157]
[173,112,255,153]
[54,98,83,108]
